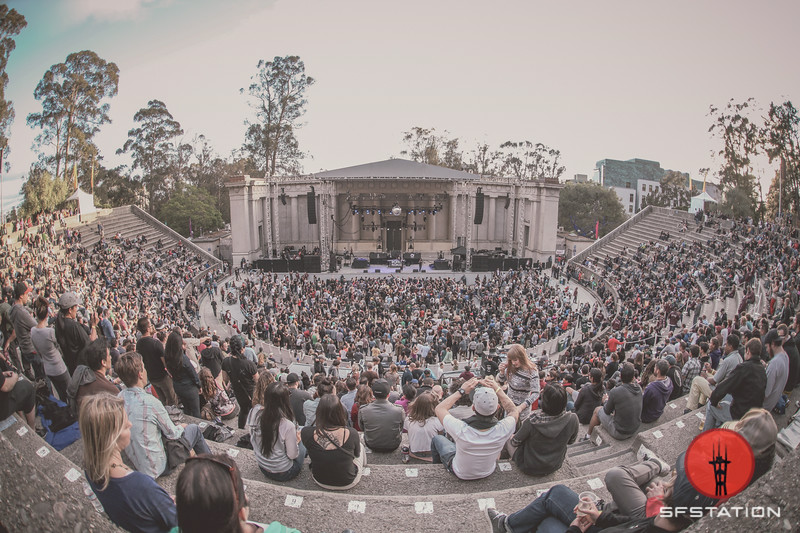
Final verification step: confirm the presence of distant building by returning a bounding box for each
[572,173,588,183]
[591,158,718,215]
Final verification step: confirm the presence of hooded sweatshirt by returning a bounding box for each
[511,410,579,476]
[640,377,673,423]
[603,382,643,435]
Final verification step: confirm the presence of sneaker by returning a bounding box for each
[486,508,507,533]
[648,455,671,476]
[580,433,591,442]
[683,408,692,415]
[637,445,670,475]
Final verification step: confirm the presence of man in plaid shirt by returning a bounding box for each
[680,345,702,396]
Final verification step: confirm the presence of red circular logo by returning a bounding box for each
[684,428,755,499]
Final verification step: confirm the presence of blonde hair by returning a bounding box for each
[80,393,127,491]
[505,344,535,377]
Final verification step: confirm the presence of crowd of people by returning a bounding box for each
[0,207,799,533]
[225,268,596,365]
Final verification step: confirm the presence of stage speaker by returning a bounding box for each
[363,269,368,273]
[374,268,381,273]
[412,268,419,272]
[396,269,402,273]
[473,190,484,224]
[307,190,317,224]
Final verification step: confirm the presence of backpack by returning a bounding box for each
[202,421,234,443]
[37,393,80,451]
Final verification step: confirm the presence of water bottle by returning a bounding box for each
[83,481,105,514]
[401,445,410,463]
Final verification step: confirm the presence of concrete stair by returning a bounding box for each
[0,415,124,532]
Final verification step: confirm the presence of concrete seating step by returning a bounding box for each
[0,415,124,532]
[156,435,583,497]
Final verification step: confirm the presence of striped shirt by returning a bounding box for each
[119,387,183,478]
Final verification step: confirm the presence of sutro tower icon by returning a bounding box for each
[708,440,731,496]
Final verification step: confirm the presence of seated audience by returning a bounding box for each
[570,368,604,424]
[350,384,374,431]
[358,378,405,452]
[508,383,578,476]
[80,393,177,533]
[431,376,519,480]
[175,453,299,533]
[301,394,366,490]
[403,391,443,461]
[198,367,237,420]
[640,359,673,423]
[0,368,35,427]
[70,338,118,410]
[248,382,305,481]
[115,353,210,478]
[586,363,642,441]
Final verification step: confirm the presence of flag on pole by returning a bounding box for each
[595,220,600,240]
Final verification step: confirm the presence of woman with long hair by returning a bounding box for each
[497,344,540,420]
[175,453,297,533]
[639,359,657,390]
[403,392,443,461]
[394,383,417,414]
[384,363,400,390]
[199,367,237,421]
[250,371,275,408]
[30,296,70,402]
[350,384,374,431]
[81,393,177,532]
[300,394,366,490]
[164,331,201,418]
[247,382,305,481]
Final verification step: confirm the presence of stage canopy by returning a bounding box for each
[67,188,97,217]
[689,191,717,214]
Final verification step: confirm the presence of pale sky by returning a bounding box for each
[3,0,799,209]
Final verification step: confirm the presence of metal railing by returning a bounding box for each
[569,205,655,265]
[131,205,221,266]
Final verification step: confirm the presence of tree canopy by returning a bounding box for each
[399,128,565,180]
[27,50,119,187]
[158,185,224,238]
[242,55,314,176]
[19,166,67,217]
[641,170,694,210]
[0,5,26,158]
[558,182,626,238]
[761,101,800,219]
[117,99,183,213]
[707,98,760,219]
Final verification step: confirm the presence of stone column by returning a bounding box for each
[487,195,496,242]
[290,196,299,243]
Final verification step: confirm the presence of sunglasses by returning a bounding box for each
[185,455,244,511]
